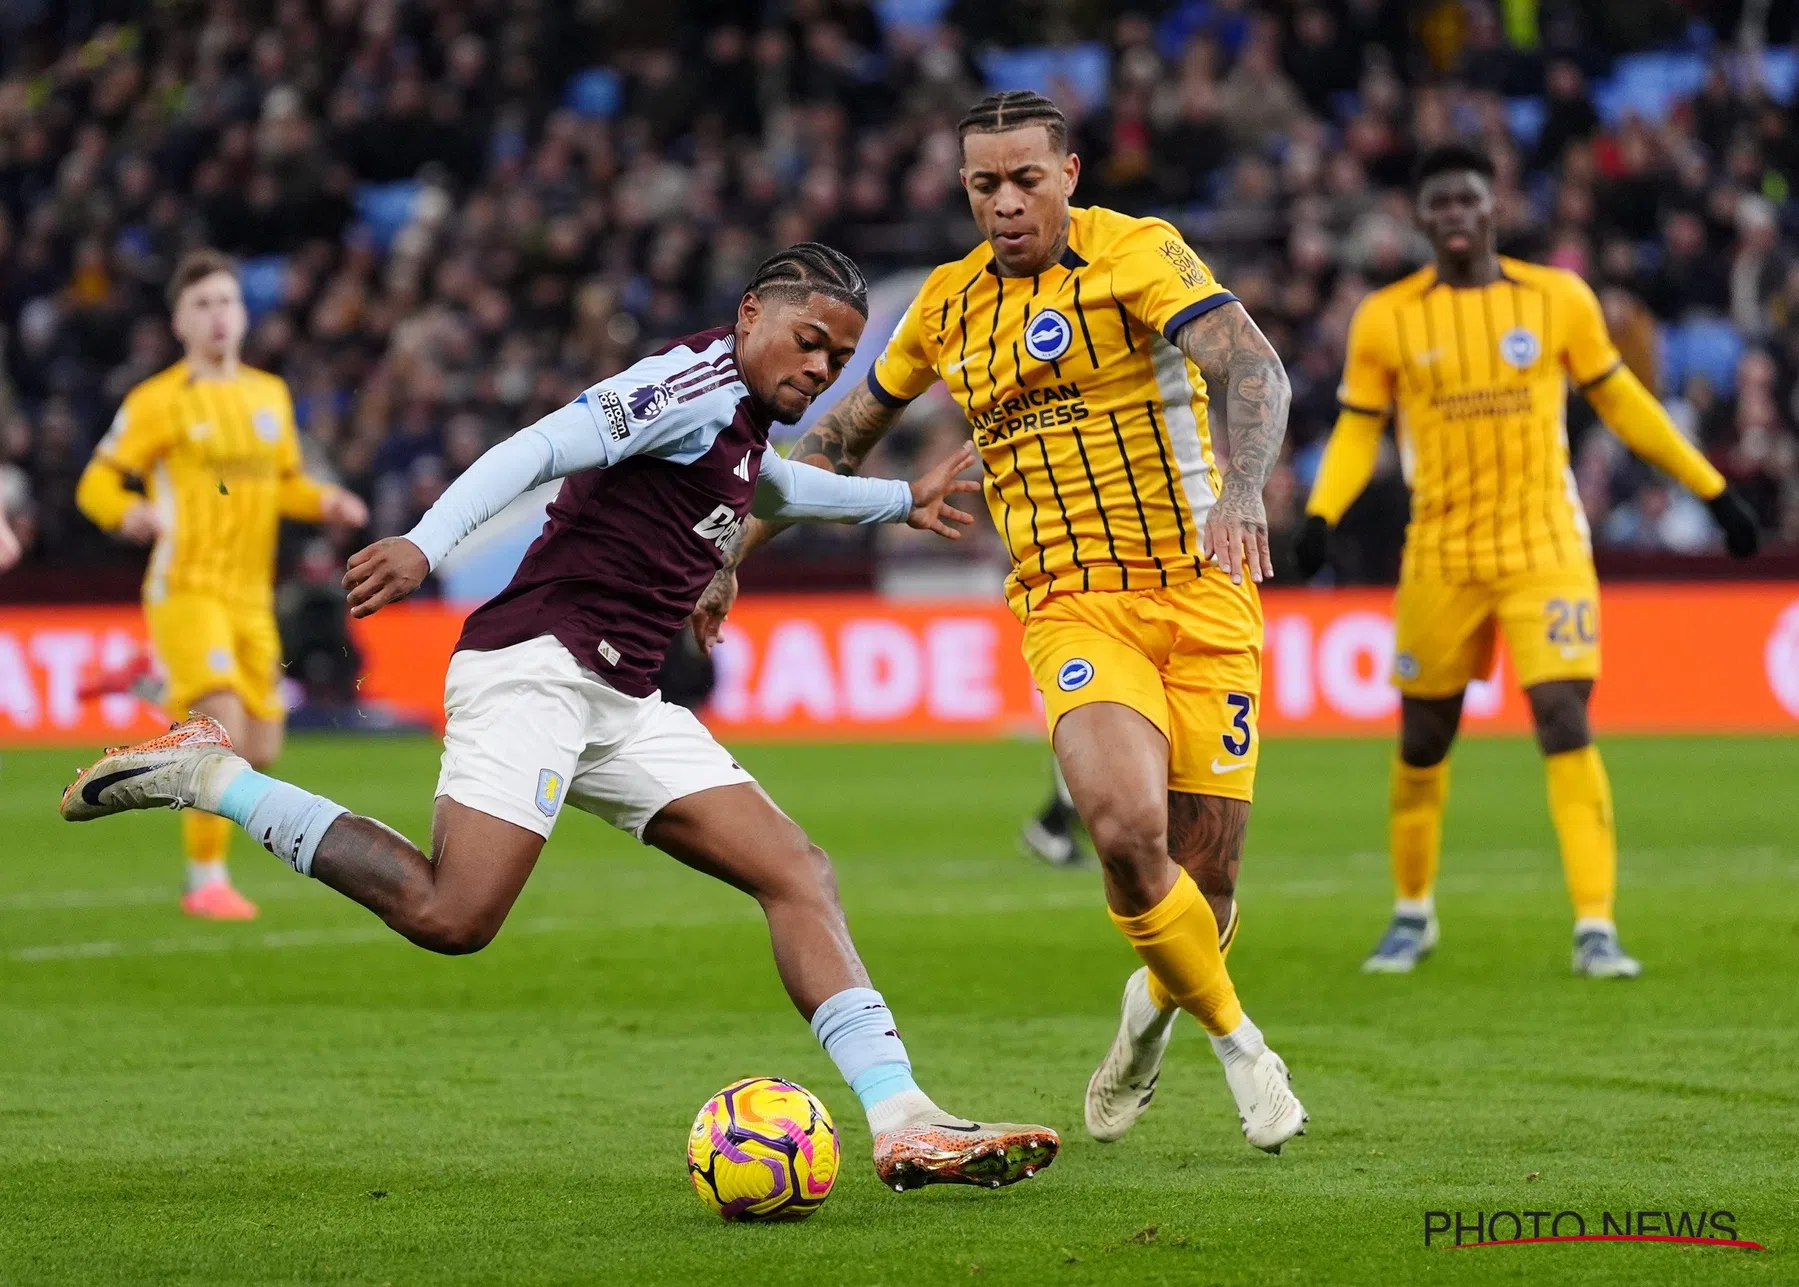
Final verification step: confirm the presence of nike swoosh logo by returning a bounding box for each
[1210,759,1252,775]
[930,1122,985,1133]
[81,764,156,807]
[944,356,974,373]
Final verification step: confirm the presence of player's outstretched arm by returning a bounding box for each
[1583,366,1759,557]
[1295,410,1385,578]
[692,379,909,652]
[752,443,978,535]
[1175,302,1292,584]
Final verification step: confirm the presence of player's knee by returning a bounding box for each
[1399,729,1452,767]
[1528,683,1591,755]
[755,840,843,912]
[1086,804,1167,881]
[400,905,498,956]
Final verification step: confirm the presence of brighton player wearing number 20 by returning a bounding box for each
[1296,143,1761,977]
[61,244,1059,1193]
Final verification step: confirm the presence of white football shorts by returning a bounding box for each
[435,634,755,839]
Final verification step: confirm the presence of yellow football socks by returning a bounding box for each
[1145,899,1237,1013]
[1390,757,1449,903]
[1545,745,1616,922]
[184,810,233,885]
[1111,871,1243,1036]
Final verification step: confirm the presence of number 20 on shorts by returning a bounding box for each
[1545,597,1597,646]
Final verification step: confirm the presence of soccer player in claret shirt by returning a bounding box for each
[699,93,1309,1155]
[62,244,1062,1194]
[1295,143,1761,978]
[74,250,369,920]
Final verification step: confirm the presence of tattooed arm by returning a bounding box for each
[1174,301,1292,584]
[689,379,908,651]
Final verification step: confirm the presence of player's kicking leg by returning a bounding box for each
[1061,704,1305,1153]
[643,782,1057,1191]
[1527,680,1640,978]
[1363,694,1459,973]
[61,712,1057,1191]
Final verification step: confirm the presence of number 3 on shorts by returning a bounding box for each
[1221,693,1253,757]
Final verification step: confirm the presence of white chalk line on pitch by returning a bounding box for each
[3,846,1793,965]
[0,844,1787,916]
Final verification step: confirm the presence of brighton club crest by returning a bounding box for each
[1024,308,1074,362]
[1498,327,1541,370]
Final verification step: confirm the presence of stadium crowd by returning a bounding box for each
[2,0,1798,594]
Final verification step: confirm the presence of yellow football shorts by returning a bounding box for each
[1021,575,1262,801]
[1392,566,1601,698]
[145,593,284,722]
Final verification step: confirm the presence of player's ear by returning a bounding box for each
[738,291,762,330]
[1062,151,1080,197]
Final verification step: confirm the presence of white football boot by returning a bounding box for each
[60,714,239,822]
[1223,1047,1308,1153]
[1085,967,1176,1142]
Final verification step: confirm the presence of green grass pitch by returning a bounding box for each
[0,734,1794,1285]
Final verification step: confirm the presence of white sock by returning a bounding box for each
[1127,972,1180,1041]
[1208,1014,1268,1069]
[185,859,228,891]
[1395,896,1435,919]
[192,755,251,814]
[1574,916,1616,936]
[866,1088,952,1136]
[209,764,348,878]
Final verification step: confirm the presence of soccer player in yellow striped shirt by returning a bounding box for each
[76,250,367,919]
[699,91,1309,1154]
[1296,143,1760,978]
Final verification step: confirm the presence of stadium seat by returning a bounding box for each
[1663,319,1745,395]
[873,0,950,33]
[979,44,1111,109]
[1506,96,1546,148]
[564,68,621,120]
[238,256,287,324]
[352,182,422,253]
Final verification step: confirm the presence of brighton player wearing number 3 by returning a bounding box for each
[698,93,1308,1155]
[1296,144,1761,977]
[60,244,1059,1193]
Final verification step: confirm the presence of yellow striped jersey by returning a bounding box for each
[870,205,1237,618]
[76,361,325,606]
[1334,258,1618,582]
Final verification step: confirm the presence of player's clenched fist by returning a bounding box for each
[906,441,981,539]
[343,536,429,618]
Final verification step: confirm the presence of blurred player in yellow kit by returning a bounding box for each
[1296,144,1761,977]
[701,92,1308,1155]
[76,250,367,919]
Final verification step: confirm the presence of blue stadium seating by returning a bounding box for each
[352,182,421,253]
[238,256,287,323]
[564,68,621,120]
[979,44,1111,108]
[1661,318,1745,394]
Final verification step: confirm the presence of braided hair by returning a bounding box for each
[957,90,1068,157]
[745,242,869,318]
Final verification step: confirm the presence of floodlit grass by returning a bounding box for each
[0,734,1793,1284]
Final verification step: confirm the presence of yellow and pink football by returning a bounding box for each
[687,1077,839,1222]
